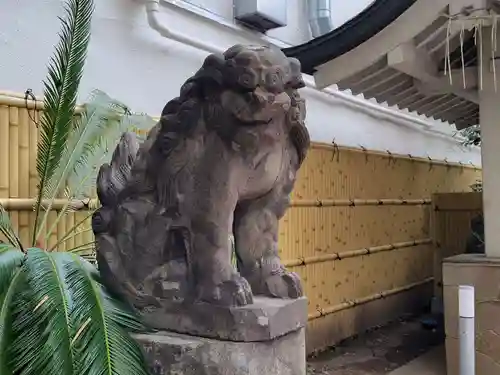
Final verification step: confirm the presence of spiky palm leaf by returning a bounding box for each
[1,249,150,375]
[0,244,24,298]
[39,90,132,246]
[39,90,156,249]
[65,90,156,200]
[0,248,24,375]
[0,205,23,250]
[32,0,94,247]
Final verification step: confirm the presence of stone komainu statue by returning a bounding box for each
[92,45,310,309]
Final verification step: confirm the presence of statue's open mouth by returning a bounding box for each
[223,88,288,126]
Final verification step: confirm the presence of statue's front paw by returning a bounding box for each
[263,270,303,299]
[199,274,254,307]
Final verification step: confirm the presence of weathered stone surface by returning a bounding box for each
[134,328,306,375]
[141,296,308,342]
[92,44,311,336]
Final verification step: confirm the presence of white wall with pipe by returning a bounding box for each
[0,0,481,165]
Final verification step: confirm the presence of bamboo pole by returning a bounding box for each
[307,277,434,321]
[67,213,76,251]
[0,197,433,211]
[19,109,30,245]
[0,198,96,211]
[9,107,19,234]
[284,238,432,267]
[291,198,431,207]
[0,106,9,198]
[28,110,38,244]
[0,93,83,113]
[312,142,480,170]
[57,210,67,252]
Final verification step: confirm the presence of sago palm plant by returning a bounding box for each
[0,0,155,373]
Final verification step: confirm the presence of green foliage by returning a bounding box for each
[458,124,481,147]
[36,90,156,254]
[0,0,154,373]
[33,0,95,246]
[64,90,156,201]
[0,248,150,375]
[456,125,482,191]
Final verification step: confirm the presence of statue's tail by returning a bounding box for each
[96,131,140,207]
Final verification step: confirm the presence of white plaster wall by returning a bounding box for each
[179,0,376,45]
[0,0,481,165]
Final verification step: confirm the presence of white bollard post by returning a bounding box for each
[458,285,475,375]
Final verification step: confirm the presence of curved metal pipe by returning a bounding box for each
[308,0,333,38]
[146,0,223,54]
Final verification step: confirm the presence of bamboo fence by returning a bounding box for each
[0,92,481,353]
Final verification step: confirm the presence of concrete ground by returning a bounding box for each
[306,315,445,375]
[387,346,446,375]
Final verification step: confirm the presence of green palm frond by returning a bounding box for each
[66,93,156,199]
[0,245,24,298]
[43,90,122,200]
[38,90,126,243]
[0,265,24,375]
[58,253,149,375]
[40,90,156,246]
[118,111,157,143]
[7,249,75,374]
[0,204,23,250]
[33,0,95,247]
[2,250,150,375]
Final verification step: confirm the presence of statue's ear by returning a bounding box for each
[287,57,305,89]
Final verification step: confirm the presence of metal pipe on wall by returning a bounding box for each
[307,0,333,38]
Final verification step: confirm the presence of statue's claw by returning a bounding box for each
[198,274,254,306]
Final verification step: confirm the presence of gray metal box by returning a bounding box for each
[233,0,287,33]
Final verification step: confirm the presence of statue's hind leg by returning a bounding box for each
[233,184,303,299]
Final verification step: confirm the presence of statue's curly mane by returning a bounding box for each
[97,45,310,212]
[155,44,309,165]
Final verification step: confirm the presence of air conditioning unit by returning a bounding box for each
[233,0,287,33]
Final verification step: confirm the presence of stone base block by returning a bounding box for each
[443,254,500,375]
[134,328,306,375]
[141,296,307,342]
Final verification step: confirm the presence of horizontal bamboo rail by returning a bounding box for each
[0,92,83,112]
[1,198,432,211]
[283,238,432,267]
[307,277,434,321]
[0,198,95,211]
[312,142,480,170]
[291,198,431,207]
[0,92,482,171]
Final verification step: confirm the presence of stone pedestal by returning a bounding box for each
[141,296,307,341]
[443,254,500,375]
[135,297,308,375]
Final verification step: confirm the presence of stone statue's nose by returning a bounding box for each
[253,87,275,105]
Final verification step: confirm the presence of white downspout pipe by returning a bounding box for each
[145,0,223,55]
